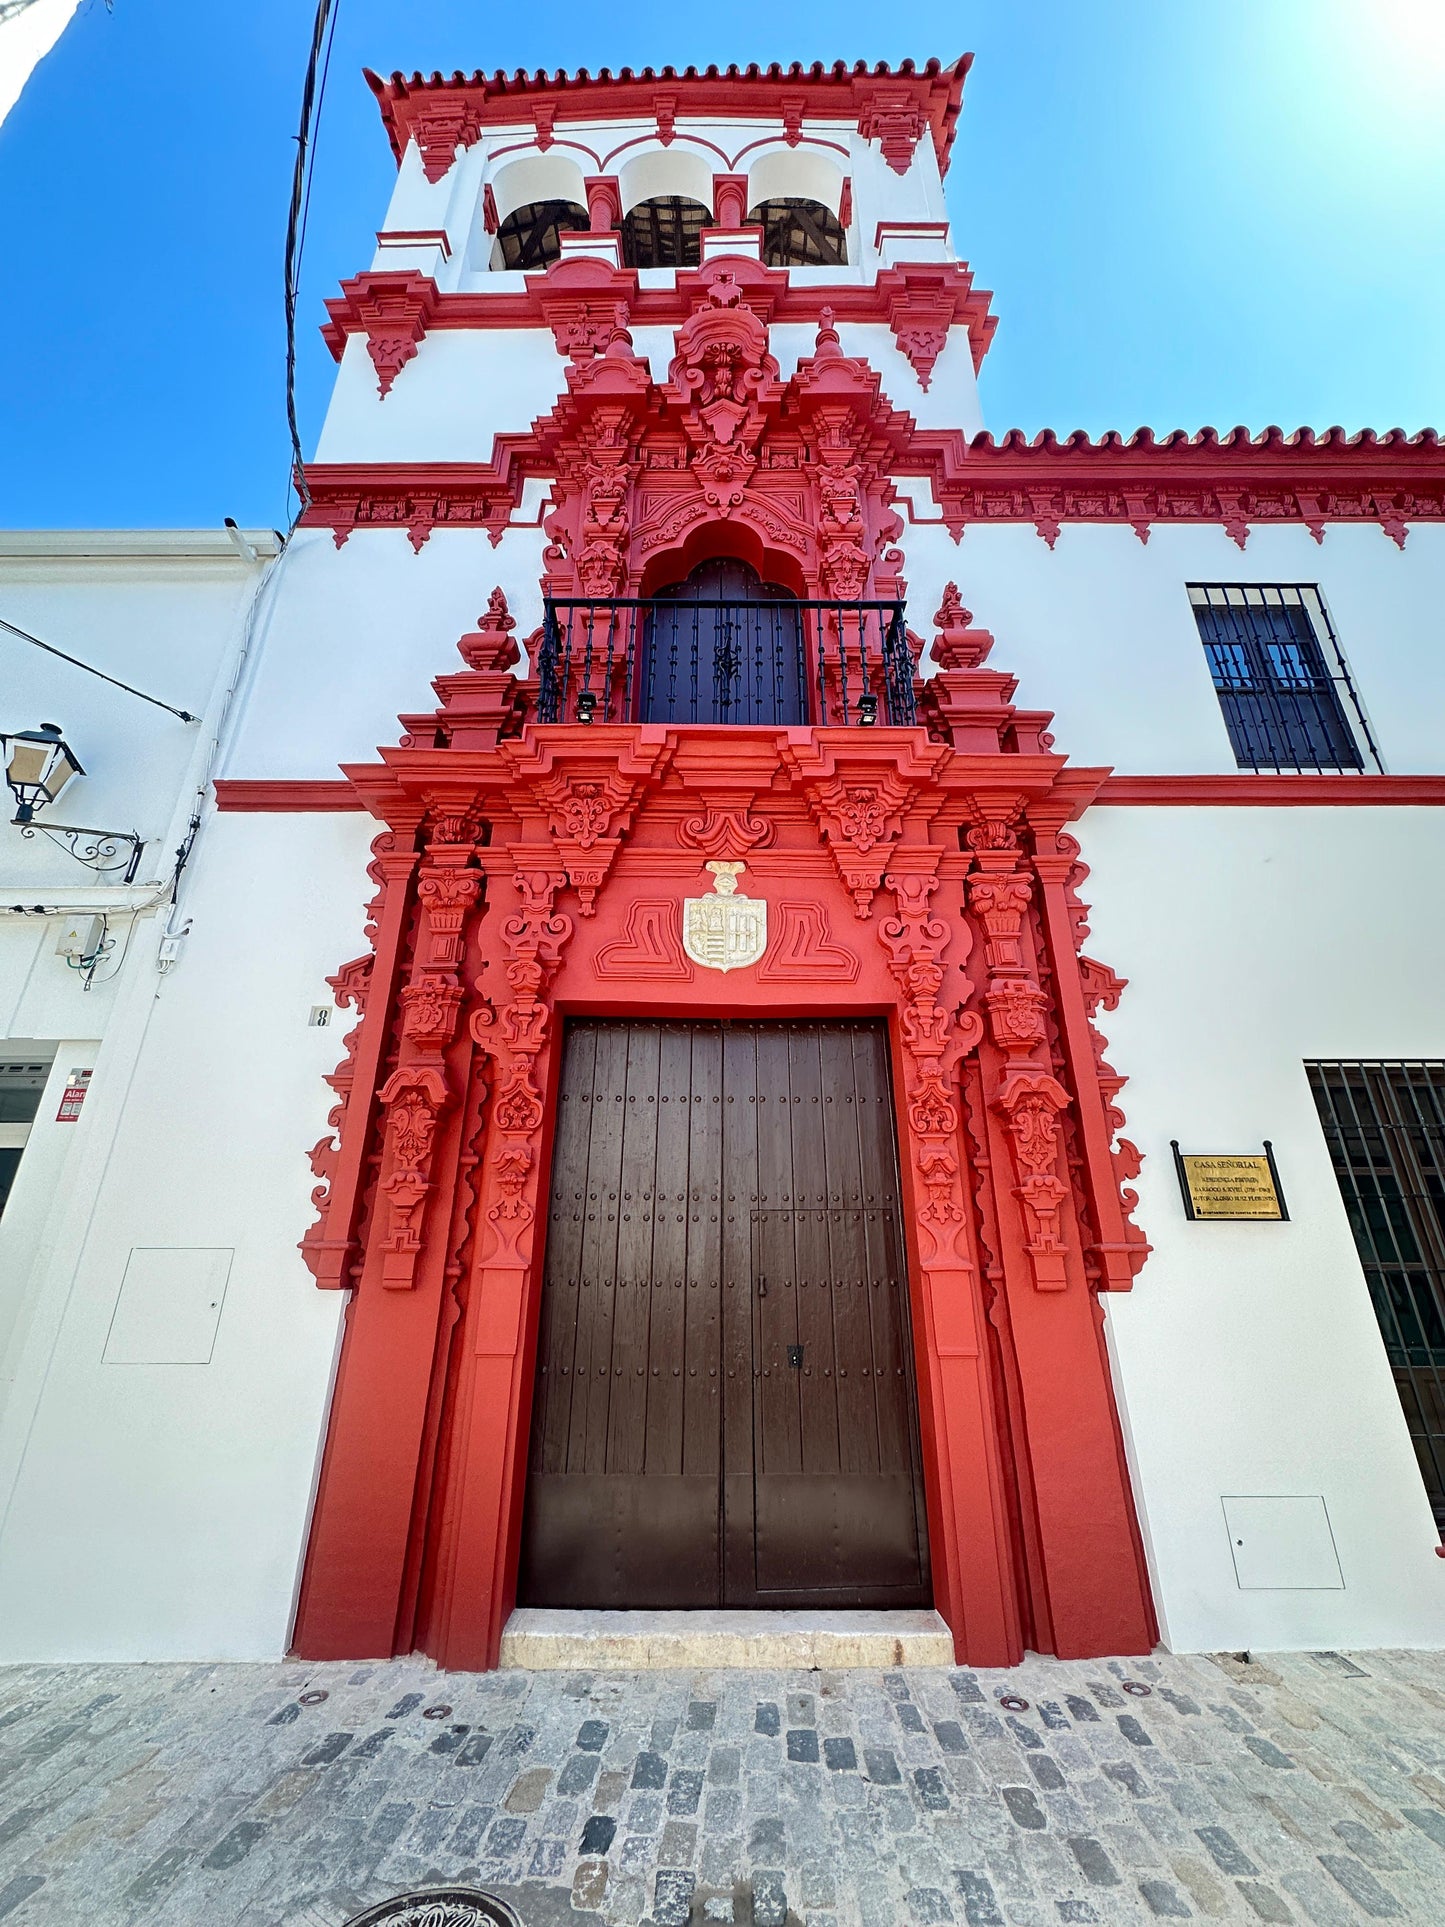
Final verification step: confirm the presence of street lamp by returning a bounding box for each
[4,723,83,822]
[2,723,145,883]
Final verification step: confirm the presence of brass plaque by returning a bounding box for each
[1179,1154,1283,1221]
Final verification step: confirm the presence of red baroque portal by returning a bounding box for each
[292,542,1158,1666]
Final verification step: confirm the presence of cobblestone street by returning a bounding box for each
[2,1648,1445,1925]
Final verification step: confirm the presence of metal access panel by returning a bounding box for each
[518,1019,932,1609]
[1222,1494,1345,1590]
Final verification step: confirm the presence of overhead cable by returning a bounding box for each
[283,0,341,517]
[0,613,198,722]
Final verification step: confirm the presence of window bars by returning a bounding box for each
[1189,585,1380,773]
[1307,1061,1445,1529]
[536,599,916,729]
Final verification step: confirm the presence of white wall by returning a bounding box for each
[0,811,371,1660]
[217,524,548,780]
[0,536,277,889]
[1082,804,1445,1650]
[896,518,1445,775]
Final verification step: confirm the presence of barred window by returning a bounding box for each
[1188,584,1380,773]
[1307,1062,1445,1529]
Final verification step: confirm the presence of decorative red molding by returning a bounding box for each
[376,229,452,256]
[406,98,486,183]
[300,457,530,551]
[214,779,363,812]
[321,255,998,374]
[880,263,994,388]
[313,264,1439,550]
[367,59,972,179]
[291,566,1157,1675]
[322,272,442,398]
[1095,774,1445,805]
[212,774,1445,814]
[856,81,933,173]
[924,425,1445,547]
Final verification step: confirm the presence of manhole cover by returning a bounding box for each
[342,1891,521,1927]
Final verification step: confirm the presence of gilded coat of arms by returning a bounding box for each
[682,862,767,972]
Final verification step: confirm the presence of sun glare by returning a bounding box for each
[1365,0,1445,71]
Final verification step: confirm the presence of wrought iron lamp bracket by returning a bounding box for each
[16,821,146,884]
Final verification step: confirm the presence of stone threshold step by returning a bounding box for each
[499,1608,955,1671]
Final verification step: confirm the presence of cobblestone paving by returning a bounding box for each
[2,1648,1445,1925]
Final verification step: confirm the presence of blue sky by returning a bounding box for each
[2,0,1441,531]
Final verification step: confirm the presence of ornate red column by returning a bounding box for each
[293,813,483,1657]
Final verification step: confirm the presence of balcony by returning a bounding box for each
[536,598,917,729]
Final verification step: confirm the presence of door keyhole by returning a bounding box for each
[787,1345,804,1370]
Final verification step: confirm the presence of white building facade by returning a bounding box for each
[0,57,1441,1667]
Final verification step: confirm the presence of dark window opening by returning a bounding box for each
[1308,1062,1445,1531]
[494,199,590,271]
[0,1058,50,1223]
[621,196,712,269]
[1189,584,1376,772]
[748,197,848,267]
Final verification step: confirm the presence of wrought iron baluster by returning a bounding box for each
[689,601,699,723]
[538,602,562,723]
[579,606,597,720]
[559,606,575,722]
[858,604,873,723]
[600,603,617,721]
[837,604,851,725]
[885,603,916,725]
[815,607,829,726]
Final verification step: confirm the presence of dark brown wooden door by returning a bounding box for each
[518,1019,931,1608]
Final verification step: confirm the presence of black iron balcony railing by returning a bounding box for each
[536,598,916,728]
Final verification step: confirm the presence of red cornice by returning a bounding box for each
[367,57,971,179]
[298,457,533,549]
[1094,774,1445,806]
[298,427,1445,550]
[926,424,1445,547]
[213,772,1445,813]
[323,260,998,376]
[214,779,364,812]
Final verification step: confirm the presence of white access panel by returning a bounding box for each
[101,1248,233,1365]
[1222,1494,1345,1590]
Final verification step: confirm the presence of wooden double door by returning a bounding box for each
[519,1019,932,1608]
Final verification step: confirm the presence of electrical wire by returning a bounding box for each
[283,0,341,520]
[0,614,199,722]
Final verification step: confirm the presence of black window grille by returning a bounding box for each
[1307,1062,1445,1530]
[1189,584,1379,772]
[494,199,590,271]
[748,197,848,267]
[620,196,712,269]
